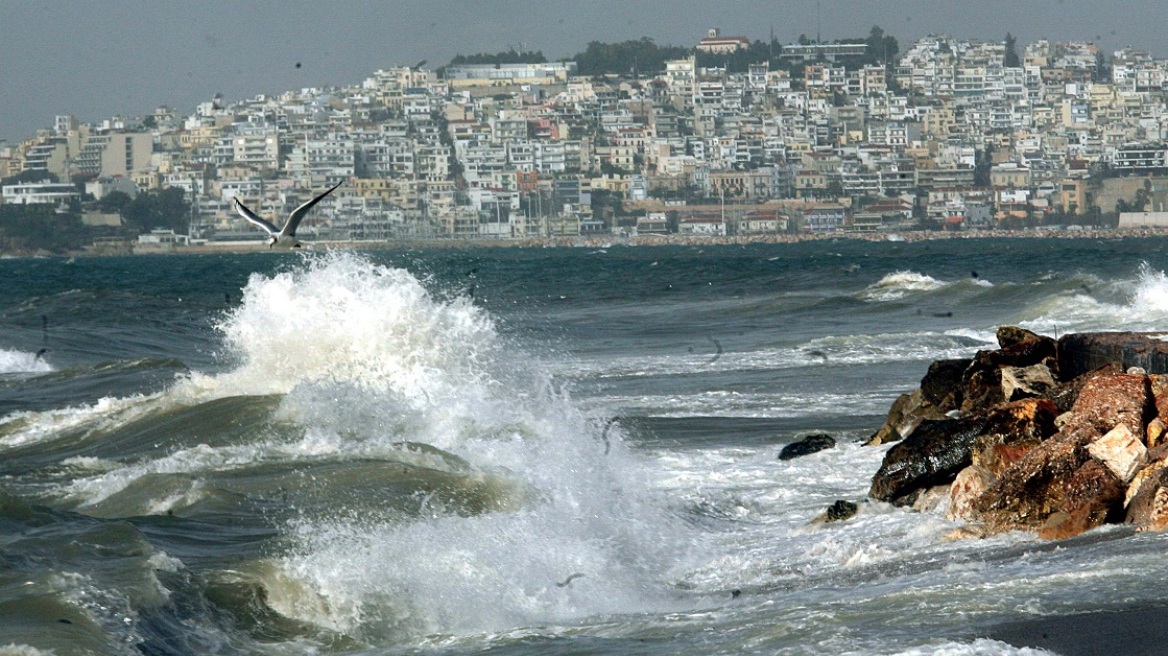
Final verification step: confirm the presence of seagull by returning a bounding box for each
[233,181,343,249]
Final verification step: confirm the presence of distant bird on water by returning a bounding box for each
[233,181,343,249]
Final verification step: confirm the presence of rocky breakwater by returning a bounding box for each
[867,327,1168,540]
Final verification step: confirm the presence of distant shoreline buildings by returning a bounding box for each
[5,30,1168,249]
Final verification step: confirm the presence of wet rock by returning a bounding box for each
[821,499,859,523]
[971,399,1059,472]
[1057,332,1168,381]
[778,434,836,460]
[869,416,984,506]
[869,399,1057,507]
[1037,460,1125,540]
[960,365,999,414]
[1086,424,1147,484]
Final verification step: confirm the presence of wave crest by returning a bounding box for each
[860,271,946,301]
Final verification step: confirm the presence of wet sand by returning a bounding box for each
[986,606,1168,655]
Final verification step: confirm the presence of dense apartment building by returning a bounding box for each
[6,31,1168,239]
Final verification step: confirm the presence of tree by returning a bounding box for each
[0,204,91,254]
[97,190,133,214]
[120,187,190,234]
[1003,33,1021,68]
[574,37,690,76]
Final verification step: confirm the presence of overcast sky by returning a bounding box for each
[2,0,1167,143]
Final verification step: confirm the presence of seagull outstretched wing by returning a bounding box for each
[283,181,343,238]
[233,198,280,235]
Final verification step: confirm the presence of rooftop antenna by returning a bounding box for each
[817,0,821,44]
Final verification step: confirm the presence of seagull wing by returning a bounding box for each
[282,181,343,238]
[234,197,280,235]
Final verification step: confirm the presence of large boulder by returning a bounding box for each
[869,399,1058,507]
[1057,332,1168,381]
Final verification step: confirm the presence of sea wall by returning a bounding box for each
[867,327,1168,540]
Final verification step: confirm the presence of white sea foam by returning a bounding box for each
[0,348,53,374]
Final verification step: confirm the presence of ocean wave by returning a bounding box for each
[1015,261,1168,334]
[859,271,947,302]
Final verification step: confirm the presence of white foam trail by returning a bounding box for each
[563,331,994,381]
[873,640,1056,656]
[0,348,52,374]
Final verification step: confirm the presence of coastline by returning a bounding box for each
[54,226,1168,258]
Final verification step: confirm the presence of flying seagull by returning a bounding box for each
[233,181,343,248]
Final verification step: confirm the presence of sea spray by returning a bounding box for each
[178,251,693,642]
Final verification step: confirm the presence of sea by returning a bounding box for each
[2,236,1168,656]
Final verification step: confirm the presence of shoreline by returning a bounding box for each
[8,226,1168,258]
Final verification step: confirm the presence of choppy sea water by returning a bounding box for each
[1,237,1168,655]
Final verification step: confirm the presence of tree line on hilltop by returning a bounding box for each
[445,26,903,77]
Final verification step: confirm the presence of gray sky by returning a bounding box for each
[2,0,1167,144]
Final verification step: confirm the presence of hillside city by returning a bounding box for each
[5,29,1168,252]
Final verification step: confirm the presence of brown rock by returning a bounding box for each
[1150,375,1168,419]
[997,326,1045,349]
[970,398,1059,476]
[975,425,1101,533]
[1057,332,1168,381]
[961,365,1006,414]
[1045,363,1123,414]
[1037,460,1125,540]
[1126,467,1168,531]
[1148,418,1168,450]
[1125,449,1168,508]
[1070,373,1153,438]
[977,329,1057,369]
[1000,364,1057,402]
